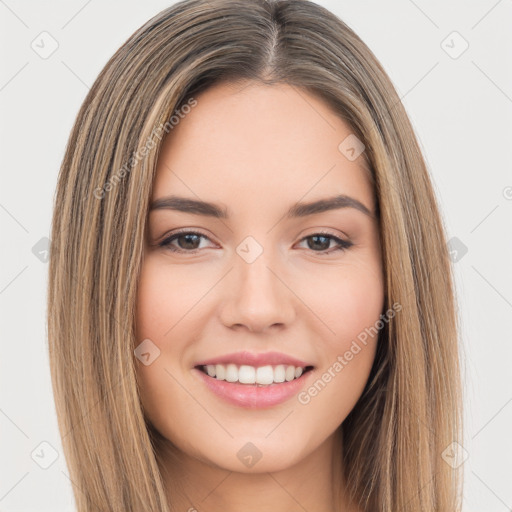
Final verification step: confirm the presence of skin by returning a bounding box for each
[135,80,384,512]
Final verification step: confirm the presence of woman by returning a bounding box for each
[47,0,464,510]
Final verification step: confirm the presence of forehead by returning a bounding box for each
[152,81,375,217]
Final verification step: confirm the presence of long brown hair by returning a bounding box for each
[47,0,463,510]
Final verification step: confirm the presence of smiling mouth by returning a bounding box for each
[195,363,315,386]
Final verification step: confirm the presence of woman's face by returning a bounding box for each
[135,81,384,473]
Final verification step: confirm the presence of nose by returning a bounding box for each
[219,248,296,333]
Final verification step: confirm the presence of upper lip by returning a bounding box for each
[194,350,313,368]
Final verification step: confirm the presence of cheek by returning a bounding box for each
[134,275,184,440]
[134,258,211,423]
[303,263,384,349]
[302,263,383,391]
[135,256,205,342]
[136,261,163,343]
[294,265,384,420]
[134,261,179,409]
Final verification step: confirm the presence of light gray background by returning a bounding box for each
[1,1,511,511]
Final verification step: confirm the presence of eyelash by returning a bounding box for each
[158,229,353,255]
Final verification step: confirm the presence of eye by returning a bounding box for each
[158,229,353,255]
[296,231,353,254]
[158,229,214,253]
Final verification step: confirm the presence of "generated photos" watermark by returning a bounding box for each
[298,302,402,405]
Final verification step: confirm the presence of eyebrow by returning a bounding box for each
[149,194,375,219]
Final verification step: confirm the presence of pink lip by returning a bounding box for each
[192,366,315,409]
[194,350,312,368]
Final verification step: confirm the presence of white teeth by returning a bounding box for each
[225,363,238,382]
[215,364,226,380]
[201,363,308,385]
[238,365,256,384]
[256,365,274,385]
[273,364,285,383]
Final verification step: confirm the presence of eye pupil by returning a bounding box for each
[179,233,201,250]
[308,235,330,251]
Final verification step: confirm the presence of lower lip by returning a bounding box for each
[192,367,314,409]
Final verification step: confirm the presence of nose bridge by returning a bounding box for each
[237,247,279,300]
[221,236,295,331]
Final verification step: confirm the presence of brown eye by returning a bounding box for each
[159,231,212,253]
[297,232,353,254]
[158,230,353,255]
